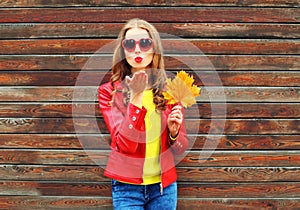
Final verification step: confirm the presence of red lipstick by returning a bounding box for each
[134,57,143,63]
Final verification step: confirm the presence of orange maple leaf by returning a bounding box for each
[163,71,201,108]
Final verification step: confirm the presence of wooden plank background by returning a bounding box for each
[0,0,299,209]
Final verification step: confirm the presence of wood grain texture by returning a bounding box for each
[0,197,299,210]
[0,181,111,196]
[1,0,299,7]
[1,55,299,70]
[0,134,108,149]
[1,134,299,150]
[180,151,300,167]
[177,198,300,210]
[1,71,299,86]
[0,181,299,198]
[0,165,299,182]
[1,39,299,55]
[0,118,299,134]
[0,8,299,23]
[0,1,299,208]
[177,167,300,182]
[0,165,106,181]
[1,23,300,39]
[0,103,299,118]
[0,196,113,210]
[178,182,300,198]
[0,150,299,167]
[191,134,300,150]
[0,134,300,150]
[0,87,299,102]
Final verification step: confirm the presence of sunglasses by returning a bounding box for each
[122,38,153,52]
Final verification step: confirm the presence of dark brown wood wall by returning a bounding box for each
[0,1,299,209]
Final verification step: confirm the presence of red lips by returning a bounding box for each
[134,57,143,63]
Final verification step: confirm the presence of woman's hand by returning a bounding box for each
[168,105,183,138]
[126,71,148,106]
[126,71,148,95]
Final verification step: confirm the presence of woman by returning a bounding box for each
[98,18,188,210]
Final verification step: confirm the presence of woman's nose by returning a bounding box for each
[134,44,141,53]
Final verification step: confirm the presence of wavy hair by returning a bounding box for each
[110,18,167,111]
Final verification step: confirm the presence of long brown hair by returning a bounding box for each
[111,18,167,111]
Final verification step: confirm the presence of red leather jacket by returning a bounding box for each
[98,81,188,188]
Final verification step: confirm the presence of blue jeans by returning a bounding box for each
[111,179,177,210]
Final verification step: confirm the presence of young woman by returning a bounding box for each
[98,18,188,210]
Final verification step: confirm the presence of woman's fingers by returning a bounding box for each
[172,105,182,111]
[126,71,148,92]
[168,105,183,136]
[125,75,132,84]
[169,114,182,124]
[170,106,183,121]
[168,106,183,125]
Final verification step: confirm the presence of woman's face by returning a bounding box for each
[123,28,154,73]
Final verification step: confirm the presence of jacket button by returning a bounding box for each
[129,124,133,129]
[135,109,140,114]
[132,116,136,121]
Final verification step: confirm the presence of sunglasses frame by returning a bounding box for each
[122,38,154,52]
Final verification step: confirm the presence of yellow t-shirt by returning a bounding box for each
[142,89,161,184]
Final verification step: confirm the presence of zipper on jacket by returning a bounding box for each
[159,137,163,196]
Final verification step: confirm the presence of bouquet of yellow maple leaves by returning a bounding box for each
[163,70,201,108]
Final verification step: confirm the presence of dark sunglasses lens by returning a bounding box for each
[123,39,135,50]
[140,39,152,50]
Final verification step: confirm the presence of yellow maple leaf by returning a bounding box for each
[163,71,201,108]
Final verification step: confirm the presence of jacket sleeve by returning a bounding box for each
[168,106,189,155]
[98,84,147,154]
